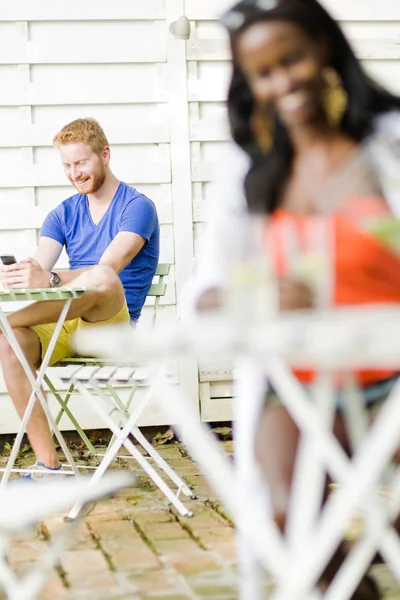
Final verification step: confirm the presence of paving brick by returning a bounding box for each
[87,519,136,540]
[8,441,400,600]
[88,519,161,572]
[108,546,160,573]
[187,512,231,533]
[126,569,179,595]
[206,541,237,565]
[62,548,118,590]
[140,522,191,542]
[170,553,222,576]
[9,539,49,565]
[129,511,173,526]
[155,539,204,561]
[40,572,69,600]
[198,527,236,547]
[142,595,190,600]
[189,580,238,600]
[43,516,94,551]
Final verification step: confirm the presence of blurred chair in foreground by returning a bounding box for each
[0,471,133,600]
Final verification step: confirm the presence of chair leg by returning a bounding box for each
[131,425,196,498]
[95,383,195,498]
[66,381,194,520]
[45,375,100,461]
[104,382,138,449]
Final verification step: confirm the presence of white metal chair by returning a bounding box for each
[44,263,171,460]
[0,471,134,600]
[57,364,195,520]
[44,264,196,519]
[74,309,400,600]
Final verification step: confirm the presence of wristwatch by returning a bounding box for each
[49,271,62,288]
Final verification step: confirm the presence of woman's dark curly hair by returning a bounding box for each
[222,0,400,213]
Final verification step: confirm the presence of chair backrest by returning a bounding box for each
[145,263,171,329]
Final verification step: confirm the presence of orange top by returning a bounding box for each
[266,200,400,386]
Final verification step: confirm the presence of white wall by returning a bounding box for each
[0,0,399,430]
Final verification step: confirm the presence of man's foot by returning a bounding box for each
[20,461,67,481]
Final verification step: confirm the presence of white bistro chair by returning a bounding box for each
[0,471,134,600]
[74,308,400,600]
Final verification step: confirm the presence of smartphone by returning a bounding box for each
[0,255,17,266]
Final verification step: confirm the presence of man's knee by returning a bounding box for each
[0,328,40,368]
[86,265,122,293]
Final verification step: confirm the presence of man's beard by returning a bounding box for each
[73,166,106,194]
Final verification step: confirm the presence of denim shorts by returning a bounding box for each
[340,375,399,410]
[266,374,400,414]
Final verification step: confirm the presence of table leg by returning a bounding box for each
[0,299,80,485]
[342,373,369,452]
[272,381,400,600]
[286,373,336,549]
[154,371,289,581]
[234,357,271,600]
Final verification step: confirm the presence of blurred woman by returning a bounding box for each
[218,0,400,596]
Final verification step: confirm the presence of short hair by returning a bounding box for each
[52,118,109,155]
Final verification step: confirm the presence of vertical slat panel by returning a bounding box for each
[165,0,200,419]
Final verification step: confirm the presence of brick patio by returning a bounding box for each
[3,439,400,599]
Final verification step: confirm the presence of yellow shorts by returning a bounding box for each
[31,302,131,366]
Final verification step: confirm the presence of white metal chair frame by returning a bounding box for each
[58,364,195,520]
[44,265,196,519]
[0,471,133,600]
[44,263,171,459]
[75,309,400,600]
[0,287,95,486]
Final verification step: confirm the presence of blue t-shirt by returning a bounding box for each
[41,182,160,321]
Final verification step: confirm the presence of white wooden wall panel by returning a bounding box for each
[186,0,400,20]
[0,122,170,147]
[0,1,165,20]
[0,1,189,433]
[0,0,399,430]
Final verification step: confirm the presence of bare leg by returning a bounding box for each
[255,405,380,598]
[7,265,126,329]
[254,404,299,531]
[0,327,59,467]
[1,265,127,468]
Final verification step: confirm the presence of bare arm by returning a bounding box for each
[99,231,145,273]
[33,236,63,271]
[53,231,145,285]
[1,232,145,289]
[55,231,145,284]
[34,236,96,285]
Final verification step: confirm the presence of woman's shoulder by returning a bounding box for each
[367,111,400,216]
[373,111,400,137]
[210,141,250,214]
[215,141,250,184]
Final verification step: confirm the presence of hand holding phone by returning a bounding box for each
[0,255,17,290]
[1,256,49,290]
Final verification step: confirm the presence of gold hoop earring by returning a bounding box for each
[250,106,272,153]
[321,67,348,128]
